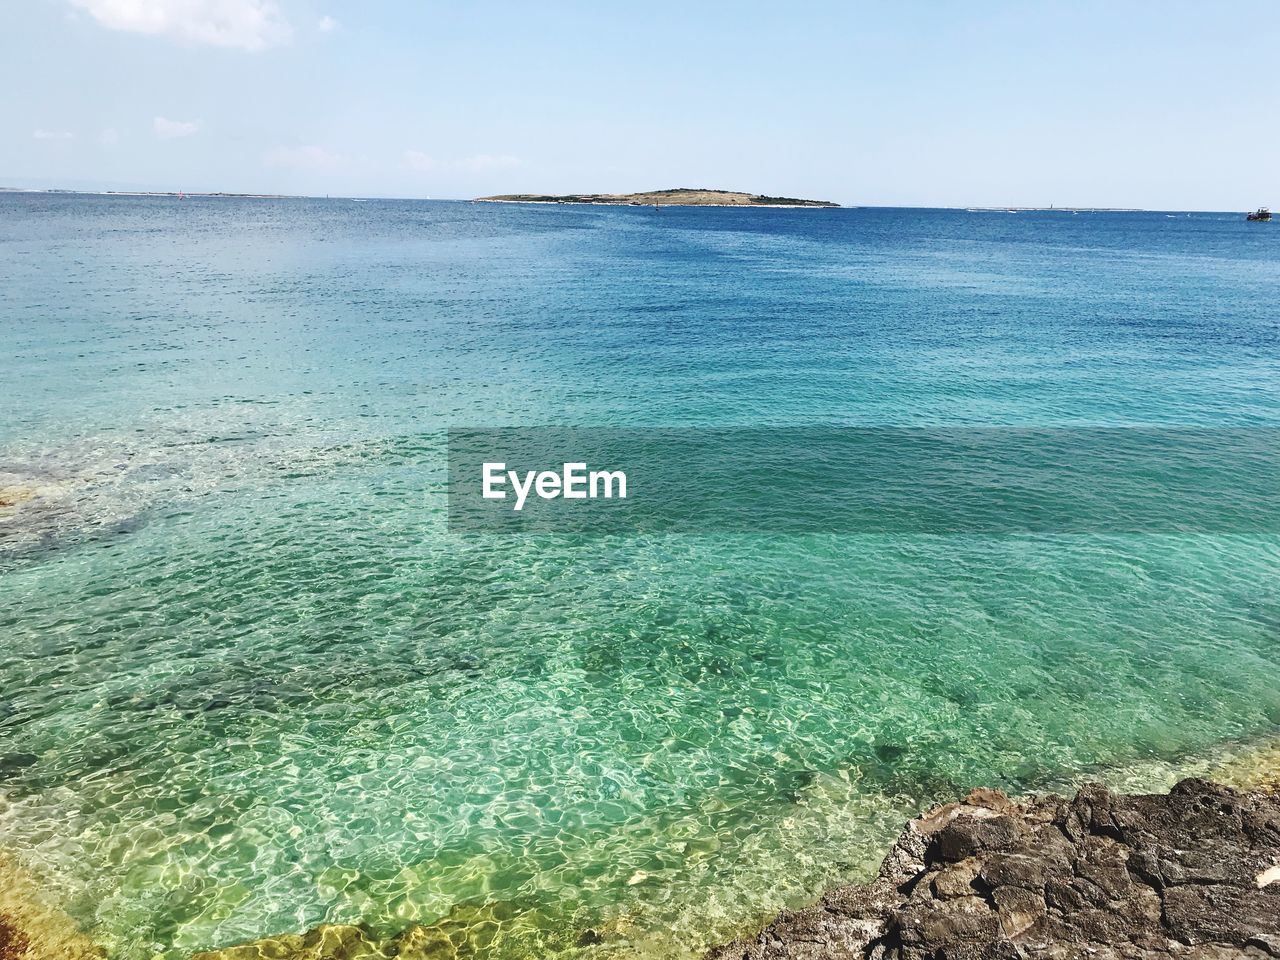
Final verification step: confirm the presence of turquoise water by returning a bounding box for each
[1,195,1279,957]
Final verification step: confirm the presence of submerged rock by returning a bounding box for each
[183,779,1280,960]
[708,778,1280,960]
[190,924,380,959]
[0,486,38,511]
[0,857,103,960]
[190,900,564,960]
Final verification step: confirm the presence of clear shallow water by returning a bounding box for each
[1,195,1279,957]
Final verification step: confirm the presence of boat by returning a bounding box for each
[1246,207,1271,221]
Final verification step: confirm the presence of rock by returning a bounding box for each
[575,927,604,947]
[1247,933,1280,957]
[931,816,1021,863]
[0,486,38,511]
[931,859,981,898]
[190,924,376,959]
[991,886,1044,939]
[978,853,1050,890]
[0,919,30,960]
[897,894,1001,947]
[1163,884,1279,946]
[0,857,103,960]
[708,778,1280,960]
[189,897,582,960]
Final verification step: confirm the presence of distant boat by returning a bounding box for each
[1246,207,1271,221]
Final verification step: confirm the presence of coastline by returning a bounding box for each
[3,736,1268,960]
[194,738,1280,959]
[473,198,841,209]
[0,188,303,200]
[473,188,840,208]
[711,775,1280,960]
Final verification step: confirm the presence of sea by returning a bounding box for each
[1,194,1278,958]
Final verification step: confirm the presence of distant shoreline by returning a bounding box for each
[965,205,1145,213]
[0,187,302,200]
[476,187,841,208]
[477,197,837,209]
[0,188,1185,213]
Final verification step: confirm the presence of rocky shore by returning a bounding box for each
[710,778,1280,960]
[2,778,1277,959]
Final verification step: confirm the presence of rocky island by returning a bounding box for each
[475,188,839,207]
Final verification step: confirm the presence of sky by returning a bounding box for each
[2,0,1278,208]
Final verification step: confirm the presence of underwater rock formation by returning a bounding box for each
[184,778,1280,960]
[189,899,547,960]
[708,778,1280,960]
[0,857,102,960]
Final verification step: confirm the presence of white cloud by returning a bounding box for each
[69,0,292,51]
[33,129,75,140]
[98,127,120,145]
[264,144,348,170]
[154,116,200,139]
[317,14,337,32]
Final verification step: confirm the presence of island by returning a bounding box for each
[475,187,839,208]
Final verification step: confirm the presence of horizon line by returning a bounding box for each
[5,185,1273,214]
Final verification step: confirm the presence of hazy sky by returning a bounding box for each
[4,1,1278,208]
